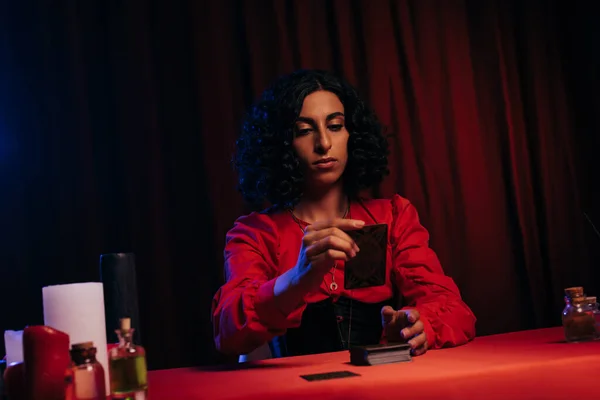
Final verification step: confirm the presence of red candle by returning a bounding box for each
[3,361,26,400]
[23,326,71,400]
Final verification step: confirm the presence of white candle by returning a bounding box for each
[3,330,24,365]
[43,282,110,394]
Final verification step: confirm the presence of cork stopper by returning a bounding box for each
[564,287,584,298]
[120,317,131,331]
[571,296,587,305]
[585,296,597,304]
[71,341,94,350]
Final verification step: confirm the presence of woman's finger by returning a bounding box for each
[409,334,428,356]
[381,307,407,343]
[405,309,420,324]
[306,218,365,232]
[304,227,359,252]
[305,236,356,259]
[381,306,397,325]
[401,320,424,340]
[407,330,427,349]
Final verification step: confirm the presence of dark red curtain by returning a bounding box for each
[1,0,598,369]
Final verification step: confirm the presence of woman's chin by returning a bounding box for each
[307,174,343,189]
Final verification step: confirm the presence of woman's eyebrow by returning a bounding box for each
[296,112,345,124]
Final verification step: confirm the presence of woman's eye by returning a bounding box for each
[329,124,343,132]
[295,128,311,136]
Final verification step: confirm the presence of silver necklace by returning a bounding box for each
[288,202,354,349]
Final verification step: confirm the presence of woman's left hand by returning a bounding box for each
[381,306,428,356]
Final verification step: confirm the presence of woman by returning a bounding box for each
[212,69,476,358]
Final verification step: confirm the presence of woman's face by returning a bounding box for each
[292,90,349,190]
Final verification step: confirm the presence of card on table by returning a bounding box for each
[300,370,361,382]
[344,223,388,290]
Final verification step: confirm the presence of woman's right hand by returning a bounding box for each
[273,218,365,314]
[293,218,365,287]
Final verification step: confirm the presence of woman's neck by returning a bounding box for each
[292,182,348,224]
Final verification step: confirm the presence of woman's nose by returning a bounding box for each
[315,131,332,154]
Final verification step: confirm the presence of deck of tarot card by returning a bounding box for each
[350,343,412,366]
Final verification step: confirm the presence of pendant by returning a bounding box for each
[330,281,338,291]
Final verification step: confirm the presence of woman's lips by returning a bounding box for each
[313,158,337,169]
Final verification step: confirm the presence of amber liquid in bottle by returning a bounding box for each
[108,318,148,399]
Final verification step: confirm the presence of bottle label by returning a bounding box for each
[74,368,101,399]
[134,391,147,400]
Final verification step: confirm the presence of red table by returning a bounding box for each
[148,327,600,399]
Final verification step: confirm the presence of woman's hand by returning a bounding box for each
[381,306,428,356]
[294,218,365,285]
[273,218,364,314]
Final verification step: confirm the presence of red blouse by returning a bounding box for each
[212,194,476,355]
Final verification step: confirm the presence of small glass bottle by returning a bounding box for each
[583,296,600,340]
[562,295,598,342]
[65,342,107,400]
[108,318,148,399]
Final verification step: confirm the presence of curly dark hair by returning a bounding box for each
[234,69,389,208]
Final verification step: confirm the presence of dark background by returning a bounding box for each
[1,0,598,369]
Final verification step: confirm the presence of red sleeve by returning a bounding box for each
[390,195,476,349]
[211,213,306,355]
